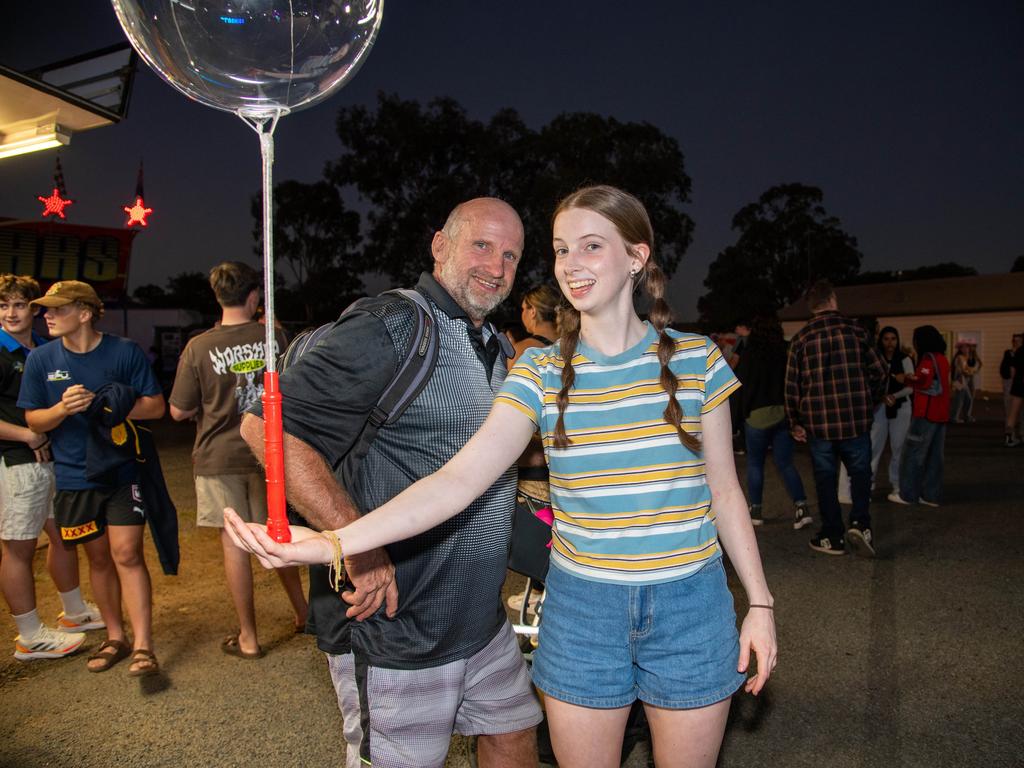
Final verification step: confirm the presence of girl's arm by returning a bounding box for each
[225,402,538,567]
[701,402,777,695]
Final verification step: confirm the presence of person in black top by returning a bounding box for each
[507,283,561,616]
[735,315,811,529]
[1000,333,1022,439]
[511,282,560,362]
[1006,333,1024,447]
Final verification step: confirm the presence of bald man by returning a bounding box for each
[241,199,541,768]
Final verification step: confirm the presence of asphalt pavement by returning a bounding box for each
[0,400,1021,768]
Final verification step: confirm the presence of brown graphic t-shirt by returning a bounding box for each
[170,321,285,475]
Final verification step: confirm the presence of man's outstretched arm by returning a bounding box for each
[240,412,397,620]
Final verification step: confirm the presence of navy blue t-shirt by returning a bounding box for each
[18,334,161,490]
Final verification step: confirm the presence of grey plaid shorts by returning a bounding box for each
[329,620,542,768]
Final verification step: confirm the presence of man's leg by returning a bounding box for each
[477,729,537,768]
[326,652,365,768]
[220,529,262,654]
[1,462,64,617]
[456,622,541,768]
[807,438,843,540]
[107,523,153,653]
[840,434,873,529]
[199,475,261,654]
[82,532,126,671]
[43,518,80,593]
[1,538,40,616]
[275,566,308,631]
[246,475,303,638]
[356,654,459,768]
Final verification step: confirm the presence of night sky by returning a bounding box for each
[1,1,1021,320]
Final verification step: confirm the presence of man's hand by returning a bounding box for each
[25,430,51,463]
[60,384,94,416]
[341,547,399,621]
[791,424,807,443]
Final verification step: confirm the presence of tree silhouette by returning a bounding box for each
[325,93,694,298]
[698,183,861,329]
[251,179,363,324]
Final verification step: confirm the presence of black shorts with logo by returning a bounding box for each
[54,483,147,545]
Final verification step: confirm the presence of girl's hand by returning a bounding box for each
[737,606,778,695]
[223,507,332,569]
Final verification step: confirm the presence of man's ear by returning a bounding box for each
[431,231,449,266]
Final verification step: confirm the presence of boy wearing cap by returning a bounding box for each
[169,261,306,658]
[18,280,165,675]
[0,274,105,661]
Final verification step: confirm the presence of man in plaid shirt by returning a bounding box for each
[785,281,886,557]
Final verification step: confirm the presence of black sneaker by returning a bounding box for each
[846,523,875,558]
[809,534,846,555]
[749,504,764,526]
[793,502,813,530]
[1006,434,1021,448]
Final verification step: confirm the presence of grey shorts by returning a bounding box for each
[328,621,542,768]
[195,473,266,527]
[0,461,55,541]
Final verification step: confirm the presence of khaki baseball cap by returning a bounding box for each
[31,280,103,312]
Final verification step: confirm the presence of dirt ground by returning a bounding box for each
[1,398,1022,767]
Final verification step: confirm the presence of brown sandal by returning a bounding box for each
[127,648,160,677]
[87,639,131,673]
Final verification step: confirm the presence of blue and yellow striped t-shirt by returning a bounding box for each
[496,323,740,585]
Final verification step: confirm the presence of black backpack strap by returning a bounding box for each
[339,289,439,491]
[371,289,439,426]
[278,323,335,372]
[493,327,516,361]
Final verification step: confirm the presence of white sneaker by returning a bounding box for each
[506,590,542,614]
[918,498,940,508]
[14,625,86,661]
[793,503,813,530]
[887,491,913,505]
[57,603,106,632]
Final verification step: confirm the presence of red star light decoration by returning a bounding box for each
[38,188,74,218]
[123,196,153,227]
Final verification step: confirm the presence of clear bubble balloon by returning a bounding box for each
[111,0,384,118]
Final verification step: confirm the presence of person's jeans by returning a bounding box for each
[808,433,872,540]
[744,419,807,506]
[839,402,912,496]
[951,383,973,421]
[898,418,946,503]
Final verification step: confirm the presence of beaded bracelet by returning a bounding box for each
[748,604,774,610]
[321,530,346,591]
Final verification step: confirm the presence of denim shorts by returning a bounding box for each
[532,558,745,709]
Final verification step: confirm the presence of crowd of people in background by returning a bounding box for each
[0,196,1020,766]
